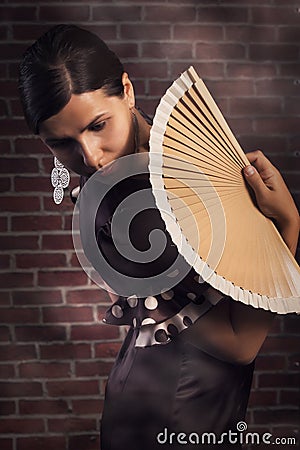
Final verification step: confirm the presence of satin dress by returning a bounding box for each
[77,170,255,450]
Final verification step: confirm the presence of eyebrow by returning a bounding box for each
[44,112,108,146]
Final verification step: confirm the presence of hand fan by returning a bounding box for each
[149,66,300,314]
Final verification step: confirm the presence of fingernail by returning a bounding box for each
[244,165,255,176]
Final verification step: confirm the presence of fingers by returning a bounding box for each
[243,163,270,198]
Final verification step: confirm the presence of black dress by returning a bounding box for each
[78,164,255,450]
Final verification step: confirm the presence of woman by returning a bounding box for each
[18,25,299,449]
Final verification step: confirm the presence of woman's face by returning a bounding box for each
[39,73,136,177]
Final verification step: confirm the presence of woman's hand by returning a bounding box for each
[243,150,299,256]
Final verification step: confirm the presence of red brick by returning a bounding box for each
[0,197,40,212]
[0,44,29,61]
[42,234,74,250]
[43,306,93,323]
[0,364,15,378]
[252,6,300,25]
[125,61,169,79]
[13,290,62,306]
[0,178,11,192]
[38,271,87,287]
[249,44,299,61]
[39,6,89,21]
[68,434,100,450]
[0,235,39,250]
[19,362,71,379]
[0,381,42,397]
[71,324,120,341]
[71,398,103,414]
[120,24,170,40]
[283,312,300,337]
[280,390,300,407]
[284,97,300,115]
[145,5,195,22]
[0,99,8,116]
[255,354,286,371]
[197,6,248,22]
[0,344,36,361]
[81,24,117,41]
[92,5,141,21]
[19,399,68,415]
[229,97,282,116]
[0,81,18,98]
[227,62,277,78]
[0,400,15,415]
[14,138,47,155]
[174,24,223,41]
[0,254,10,269]
[279,26,300,42]
[69,252,81,268]
[107,42,138,58]
[205,79,254,97]
[15,326,66,342]
[196,43,246,60]
[0,439,13,450]
[75,360,113,377]
[0,272,34,289]
[280,63,300,77]
[46,380,99,397]
[0,157,38,174]
[253,409,299,426]
[225,25,276,42]
[0,139,10,153]
[288,355,300,370]
[48,417,96,432]
[95,342,122,359]
[0,418,44,433]
[16,253,66,269]
[43,196,74,212]
[17,437,66,450]
[11,98,26,116]
[40,343,91,360]
[12,24,51,41]
[14,177,53,193]
[66,288,110,305]
[0,307,39,324]
[0,217,8,232]
[248,389,277,407]
[0,6,36,21]
[268,155,300,172]
[255,117,300,134]
[0,326,11,342]
[170,61,225,79]
[142,43,193,59]
[258,373,299,389]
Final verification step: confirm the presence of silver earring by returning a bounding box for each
[51,157,70,204]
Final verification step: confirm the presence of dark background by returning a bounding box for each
[0,1,299,449]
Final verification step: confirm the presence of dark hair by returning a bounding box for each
[18,24,124,134]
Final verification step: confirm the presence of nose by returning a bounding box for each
[79,136,102,169]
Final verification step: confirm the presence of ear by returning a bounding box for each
[122,72,135,109]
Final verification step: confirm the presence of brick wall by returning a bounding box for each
[0,1,299,449]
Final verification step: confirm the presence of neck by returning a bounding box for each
[133,107,151,153]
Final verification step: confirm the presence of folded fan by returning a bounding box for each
[149,66,300,314]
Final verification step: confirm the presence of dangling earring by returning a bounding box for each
[50,157,70,204]
[132,109,140,154]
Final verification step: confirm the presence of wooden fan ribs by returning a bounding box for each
[149,66,300,311]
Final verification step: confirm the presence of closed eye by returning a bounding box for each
[88,121,106,132]
[47,138,74,150]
